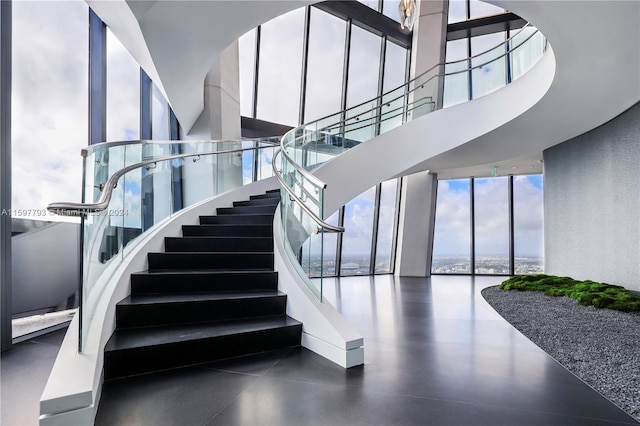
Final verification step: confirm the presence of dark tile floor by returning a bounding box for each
[3,276,638,425]
[1,328,67,426]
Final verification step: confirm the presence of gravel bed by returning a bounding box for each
[482,286,640,422]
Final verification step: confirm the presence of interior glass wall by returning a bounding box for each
[256,8,305,126]
[431,179,472,273]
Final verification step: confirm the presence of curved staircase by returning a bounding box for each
[103,190,302,380]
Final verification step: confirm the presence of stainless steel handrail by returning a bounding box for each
[272,149,344,234]
[82,136,281,156]
[47,142,279,216]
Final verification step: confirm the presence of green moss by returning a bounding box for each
[499,274,640,312]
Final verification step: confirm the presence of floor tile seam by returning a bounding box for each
[198,348,295,426]
[256,375,638,424]
[195,347,294,378]
[200,372,269,426]
[365,385,640,424]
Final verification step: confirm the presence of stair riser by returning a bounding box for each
[148,253,273,271]
[116,296,287,329]
[164,237,273,253]
[130,272,278,295]
[104,325,302,380]
[250,193,280,200]
[234,198,280,207]
[200,215,274,225]
[217,205,277,215]
[182,225,273,237]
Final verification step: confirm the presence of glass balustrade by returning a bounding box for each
[277,23,547,301]
[57,138,279,350]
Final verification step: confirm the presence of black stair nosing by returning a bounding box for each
[105,316,301,352]
[119,290,286,306]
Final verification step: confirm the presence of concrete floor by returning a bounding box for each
[2,275,637,425]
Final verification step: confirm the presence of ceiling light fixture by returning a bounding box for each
[398,0,417,31]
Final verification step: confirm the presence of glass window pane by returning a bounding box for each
[12,0,88,214]
[11,0,88,331]
[341,187,376,275]
[448,0,467,23]
[106,28,140,142]
[358,0,380,11]
[514,175,544,274]
[256,8,305,126]
[375,179,399,273]
[469,0,504,19]
[301,211,339,278]
[471,32,506,99]
[474,177,509,274]
[304,8,346,123]
[381,41,407,134]
[383,41,407,92]
[346,25,381,108]
[432,179,471,273]
[382,0,401,23]
[443,39,469,107]
[238,28,256,117]
[152,83,170,140]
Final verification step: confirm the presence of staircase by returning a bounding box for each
[103,190,302,380]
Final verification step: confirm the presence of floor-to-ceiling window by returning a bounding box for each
[432,175,544,275]
[432,179,472,273]
[255,8,305,126]
[513,174,544,273]
[11,0,89,338]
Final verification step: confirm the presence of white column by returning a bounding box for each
[182,41,243,204]
[395,171,438,277]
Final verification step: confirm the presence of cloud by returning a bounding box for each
[12,1,88,223]
[432,176,544,257]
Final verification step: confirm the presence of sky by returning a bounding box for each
[433,175,544,258]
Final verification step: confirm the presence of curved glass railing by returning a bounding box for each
[276,23,548,300]
[48,138,279,351]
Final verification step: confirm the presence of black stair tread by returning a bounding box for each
[105,316,301,352]
[119,290,285,305]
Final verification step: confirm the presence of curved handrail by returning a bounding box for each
[82,136,281,157]
[271,149,344,234]
[48,141,280,216]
